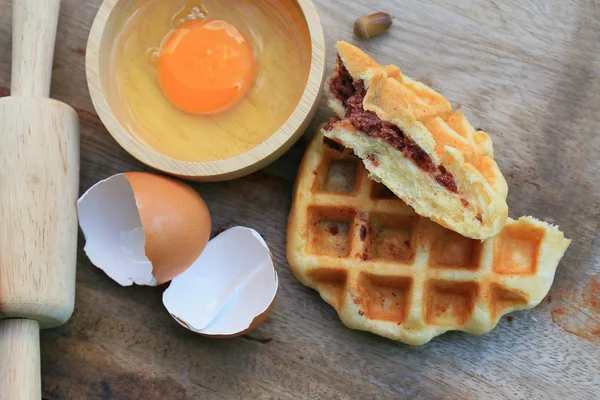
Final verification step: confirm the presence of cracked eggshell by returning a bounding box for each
[77,172,211,286]
[163,227,278,337]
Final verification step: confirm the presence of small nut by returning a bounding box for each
[354,12,393,40]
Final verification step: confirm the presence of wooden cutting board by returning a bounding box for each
[1,0,598,398]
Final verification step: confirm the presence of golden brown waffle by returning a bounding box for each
[324,41,508,240]
[287,130,571,345]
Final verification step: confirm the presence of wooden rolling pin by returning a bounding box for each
[0,0,80,398]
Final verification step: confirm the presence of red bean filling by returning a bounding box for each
[328,56,458,193]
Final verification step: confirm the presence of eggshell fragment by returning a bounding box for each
[77,172,211,286]
[78,173,155,286]
[125,172,211,284]
[163,227,278,337]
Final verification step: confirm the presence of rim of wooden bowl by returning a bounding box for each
[86,0,326,181]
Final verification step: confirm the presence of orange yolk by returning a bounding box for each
[157,19,255,115]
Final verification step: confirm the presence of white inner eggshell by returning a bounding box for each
[77,173,156,286]
[163,226,278,335]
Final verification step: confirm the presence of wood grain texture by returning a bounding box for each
[0,99,80,328]
[10,0,61,97]
[0,320,42,400]
[0,0,599,398]
[1,1,80,399]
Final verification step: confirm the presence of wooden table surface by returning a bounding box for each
[1,0,599,398]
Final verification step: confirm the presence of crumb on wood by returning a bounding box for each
[242,335,273,344]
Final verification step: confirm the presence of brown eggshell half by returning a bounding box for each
[164,229,278,337]
[196,249,277,338]
[125,172,211,285]
[172,294,277,339]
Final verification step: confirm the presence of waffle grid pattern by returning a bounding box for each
[287,132,566,345]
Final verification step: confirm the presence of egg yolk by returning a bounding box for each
[157,19,255,115]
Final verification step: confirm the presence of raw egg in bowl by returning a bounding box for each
[86,0,325,181]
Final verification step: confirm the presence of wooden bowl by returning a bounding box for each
[86,0,325,181]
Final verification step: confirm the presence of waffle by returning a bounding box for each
[286,130,571,345]
[323,41,508,240]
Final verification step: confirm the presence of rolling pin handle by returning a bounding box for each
[10,0,62,98]
[0,319,42,400]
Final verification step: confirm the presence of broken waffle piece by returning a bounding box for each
[286,131,571,346]
[323,41,508,240]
